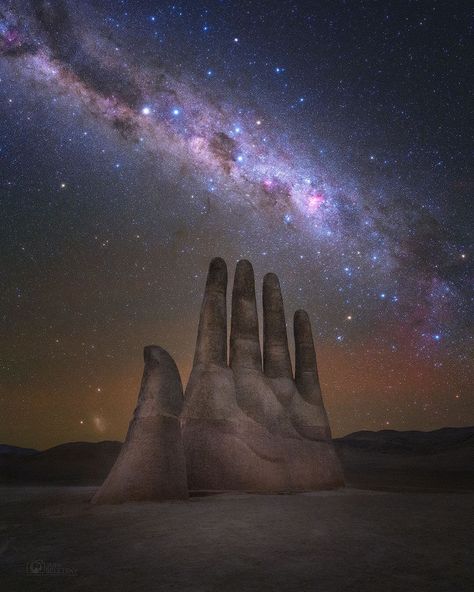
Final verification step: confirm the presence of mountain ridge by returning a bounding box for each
[1,427,472,491]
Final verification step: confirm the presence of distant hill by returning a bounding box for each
[1,427,473,490]
[0,441,121,485]
[335,426,474,454]
[334,426,474,491]
[0,444,38,456]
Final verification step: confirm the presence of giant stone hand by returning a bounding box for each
[181,258,344,492]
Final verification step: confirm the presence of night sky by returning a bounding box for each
[0,0,472,449]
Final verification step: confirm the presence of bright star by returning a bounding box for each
[141,106,151,115]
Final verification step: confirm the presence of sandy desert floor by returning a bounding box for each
[0,485,472,591]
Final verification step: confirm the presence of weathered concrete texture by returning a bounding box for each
[263,272,293,380]
[193,257,228,368]
[181,418,290,492]
[181,260,289,492]
[294,309,325,407]
[92,346,188,503]
[230,260,262,371]
[182,258,344,492]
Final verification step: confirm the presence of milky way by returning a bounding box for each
[0,0,471,447]
[2,0,357,233]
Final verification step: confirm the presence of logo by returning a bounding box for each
[26,560,77,576]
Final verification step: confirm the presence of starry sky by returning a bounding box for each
[0,0,472,449]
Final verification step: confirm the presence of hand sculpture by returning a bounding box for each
[94,257,344,503]
[181,258,344,492]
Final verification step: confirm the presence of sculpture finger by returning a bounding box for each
[229,259,262,370]
[92,346,188,503]
[263,273,292,379]
[294,309,323,405]
[193,257,228,367]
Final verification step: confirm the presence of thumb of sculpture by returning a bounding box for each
[92,346,188,503]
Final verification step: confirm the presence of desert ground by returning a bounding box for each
[0,428,472,591]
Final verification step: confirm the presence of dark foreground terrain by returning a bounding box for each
[0,427,473,591]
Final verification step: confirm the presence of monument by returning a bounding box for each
[94,258,344,503]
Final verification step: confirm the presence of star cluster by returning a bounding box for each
[0,0,472,448]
